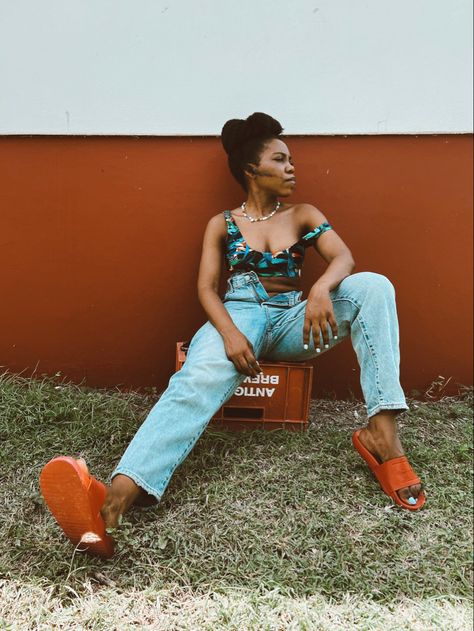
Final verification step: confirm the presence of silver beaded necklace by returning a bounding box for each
[240,200,281,222]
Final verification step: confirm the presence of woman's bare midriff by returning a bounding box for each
[258,275,302,297]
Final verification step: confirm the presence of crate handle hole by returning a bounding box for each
[222,406,265,419]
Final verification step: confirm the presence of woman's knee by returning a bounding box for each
[341,271,395,296]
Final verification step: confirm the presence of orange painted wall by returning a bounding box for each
[0,135,472,400]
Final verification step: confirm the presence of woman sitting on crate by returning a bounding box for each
[40,112,425,558]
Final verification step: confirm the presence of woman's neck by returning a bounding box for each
[243,192,280,218]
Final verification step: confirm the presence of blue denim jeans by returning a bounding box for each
[112,270,409,500]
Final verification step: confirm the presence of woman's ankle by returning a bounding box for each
[110,474,142,504]
[363,411,404,461]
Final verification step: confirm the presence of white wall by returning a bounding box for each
[0,0,472,135]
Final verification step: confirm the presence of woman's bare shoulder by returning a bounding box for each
[203,211,228,241]
[208,210,229,227]
[292,203,330,230]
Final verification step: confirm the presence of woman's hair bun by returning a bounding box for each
[221,112,283,155]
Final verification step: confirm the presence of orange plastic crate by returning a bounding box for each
[175,341,313,431]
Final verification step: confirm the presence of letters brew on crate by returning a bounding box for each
[175,342,313,432]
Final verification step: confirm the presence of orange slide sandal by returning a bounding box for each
[352,430,426,511]
[39,456,115,558]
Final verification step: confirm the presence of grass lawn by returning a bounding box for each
[0,371,472,630]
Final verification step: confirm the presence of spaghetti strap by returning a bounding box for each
[223,210,242,238]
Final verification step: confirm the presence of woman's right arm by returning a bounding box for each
[196,214,262,378]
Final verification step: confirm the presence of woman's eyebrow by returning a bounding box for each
[272,151,293,159]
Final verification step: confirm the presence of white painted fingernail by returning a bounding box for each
[303,344,308,350]
[316,348,321,353]
[324,344,329,348]
[334,335,338,339]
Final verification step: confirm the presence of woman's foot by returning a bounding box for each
[100,474,143,529]
[357,411,423,504]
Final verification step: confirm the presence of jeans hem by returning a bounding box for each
[110,467,163,502]
[367,401,410,419]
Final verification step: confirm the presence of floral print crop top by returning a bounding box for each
[223,210,333,278]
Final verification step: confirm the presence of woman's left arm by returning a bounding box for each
[299,204,356,350]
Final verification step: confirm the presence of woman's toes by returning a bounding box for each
[397,483,422,505]
[397,486,412,504]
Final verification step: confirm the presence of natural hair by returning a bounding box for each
[220,112,284,192]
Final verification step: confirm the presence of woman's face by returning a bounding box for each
[246,137,296,197]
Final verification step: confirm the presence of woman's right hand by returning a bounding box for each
[222,329,263,377]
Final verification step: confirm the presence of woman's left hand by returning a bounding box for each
[303,285,338,350]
